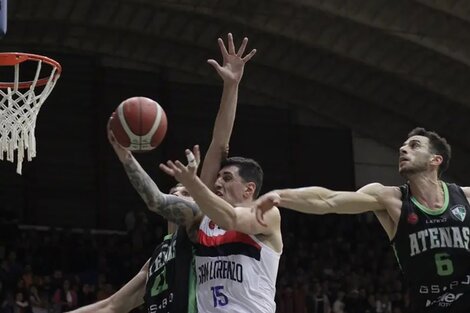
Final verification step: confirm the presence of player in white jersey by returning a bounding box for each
[159,33,282,312]
[109,33,264,313]
[161,149,283,313]
[197,210,280,312]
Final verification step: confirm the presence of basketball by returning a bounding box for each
[109,96,168,152]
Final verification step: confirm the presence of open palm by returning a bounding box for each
[208,33,256,84]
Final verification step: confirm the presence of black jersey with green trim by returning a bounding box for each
[144,227,197,313]
[392,182,470,313]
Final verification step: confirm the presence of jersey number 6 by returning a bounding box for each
[435,253,454,276]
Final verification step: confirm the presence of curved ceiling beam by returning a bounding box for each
[412,0,470,25]
[153,0,470,109]
[10,0,470,108]
[293,0,470,65]
[7,16,470,156]
[286,0,470,105]
[3,30,469,184]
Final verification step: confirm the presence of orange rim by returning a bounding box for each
[0,52,62,89]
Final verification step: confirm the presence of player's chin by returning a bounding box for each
[398,166,413,178]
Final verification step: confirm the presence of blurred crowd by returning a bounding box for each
[276,213,411,313]
[0,207,411,313]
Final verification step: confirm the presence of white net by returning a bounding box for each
[0,58,60,174]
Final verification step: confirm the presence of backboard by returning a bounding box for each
[0,0,6,38]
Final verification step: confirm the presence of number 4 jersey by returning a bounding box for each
[144,227,197,313]
[392,182,470,313]
[195,216,280,313]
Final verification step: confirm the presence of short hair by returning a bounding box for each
[169,183,184,194]
[408,127,451,176]
[220,157,264,198]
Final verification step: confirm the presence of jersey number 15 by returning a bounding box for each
[211,285,228,307]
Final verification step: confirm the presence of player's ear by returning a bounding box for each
[244,182,256,199]
[431,154,443,166]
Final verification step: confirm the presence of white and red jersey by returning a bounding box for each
[195,216,280,313]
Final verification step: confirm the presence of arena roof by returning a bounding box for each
[3,0,470,182]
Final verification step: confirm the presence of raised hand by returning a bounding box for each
[159,145,201,186]
[254,192,281,227]
[107,115,132,163]
[207,33,257,84]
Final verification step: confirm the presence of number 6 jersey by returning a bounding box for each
[195,216,280,313]
[392,182,470,313]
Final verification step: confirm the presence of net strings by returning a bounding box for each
[0,60,59,174]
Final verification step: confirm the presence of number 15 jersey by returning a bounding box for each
[195,216,280,313]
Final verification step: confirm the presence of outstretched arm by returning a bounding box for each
[255,184,387,225]
[271,187,384,214]
[66,260,149,313]
[161,147,278,236]
[108,121,201,227]
[200,33,256,188]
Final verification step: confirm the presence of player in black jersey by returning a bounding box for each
[256,127,470,313]
[66,185,197,313]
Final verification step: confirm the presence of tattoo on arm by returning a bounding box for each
[123,159,201,226]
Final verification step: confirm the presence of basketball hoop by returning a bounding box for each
[0,52,61,174]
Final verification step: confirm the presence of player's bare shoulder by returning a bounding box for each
[358,183,402,212]
[359,183,403,237]
[358,183,398,200]
[461,187,470,198]
[459,187,470,205]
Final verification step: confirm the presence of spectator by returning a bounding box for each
[52,279,77,312]
[28,286,46,313]
[332,291,345,313]
[307,281,330,313]
[14,292,30,313]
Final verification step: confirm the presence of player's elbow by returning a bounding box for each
[209,139,229,154]
[97,297,113,312]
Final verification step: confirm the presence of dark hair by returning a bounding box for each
[169,183,184,194]
[220,157,264,198]
[408,127,451,176]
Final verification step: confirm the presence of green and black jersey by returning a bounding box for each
[392,182,470,313]
[144,227,197,313]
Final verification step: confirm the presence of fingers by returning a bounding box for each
[107,117,114,141]
[217,37,228,57]
[227,33,235,54]
[107,115,113,131]
[108,130,116,144]
[256,208,269,227]
[160,160,182,177]
[236,37,248,57]
[193,145,201,165]
[207,59,221,68]
[174,160,187,171]
[255,193,281,227]
[186,150,198,169]
[207,59,223,75]
[159,163,175,176]
[242,49,257,63]
[186,150,197,167]
[107,125,121,148]
[162,146,199,176]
